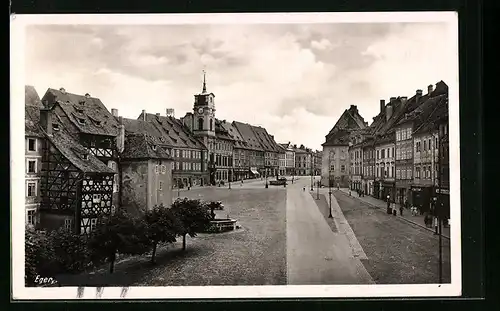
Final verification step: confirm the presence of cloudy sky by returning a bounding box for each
[25,22,456,150]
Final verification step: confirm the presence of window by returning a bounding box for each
[161,165,166,174]
[27,182,36,197]
[92,194,101,204]
[408,169,412,179]
[155,165,159,173]
[90,218,98,232]
[64,219,72,231]
[78,118,86,125]
[435,137,438,148]
[52,123,60,131]
[27,210,36,226]
[392,148,394,158]
[27,160,36,173]
[330,164,335,171]
[423,140,427,151]
[152,145,157,151]
[159,181,163,190]
[28,138,36,151]
[392,166,394,177]
[210,119,213,131]
[428,139,432,150]
[176,150,180,158]
[198,118,204,130]
[396,169,400,179]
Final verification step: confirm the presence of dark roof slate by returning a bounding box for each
[232,121,265,151]
[140,112,207,150]
[251,125,283,153]
[47,130,115,174]
[25,85,43,107]
[219,121,247,149]
[121,133,173,160]
[42,88,119,137]
[25,106,44,137]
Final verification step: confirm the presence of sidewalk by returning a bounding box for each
[337,188,450,239]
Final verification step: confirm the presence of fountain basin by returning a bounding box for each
[205,219,238,233]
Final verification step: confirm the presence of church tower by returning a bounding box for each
[193,70,216,141]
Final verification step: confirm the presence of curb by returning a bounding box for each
[335,190,450,240]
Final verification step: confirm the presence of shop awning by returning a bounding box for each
[250,169,260,175]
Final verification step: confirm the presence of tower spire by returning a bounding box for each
[202,69,207,93]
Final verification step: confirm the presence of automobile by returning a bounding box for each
[277,177,287,182]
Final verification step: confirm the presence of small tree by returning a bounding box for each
[170,198,212,251]
[144,204,184,264]
[88,211,150,273]
[25,226,56,286]
[46,227,93,274]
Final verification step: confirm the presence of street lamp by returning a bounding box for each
[177,179,180,198]
[228,168,232,189]
[265,168,268,188]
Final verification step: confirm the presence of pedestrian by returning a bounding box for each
[399,204,403,216]
[433,216,439,235]
[303,187,305,192]
[349,190,351,196]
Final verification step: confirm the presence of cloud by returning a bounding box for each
[25,22,455,150]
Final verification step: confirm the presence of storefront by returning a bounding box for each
[382,181,396,202]
[411,186,432,213]
[373,181,381,199]
[436,188,450,221]
[396,181,411,205]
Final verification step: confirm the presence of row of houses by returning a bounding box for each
[24,77,320,233]
[321,81,450,219]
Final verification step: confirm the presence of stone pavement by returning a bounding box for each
[337,188,450,239]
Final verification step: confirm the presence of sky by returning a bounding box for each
[25,22,456,151]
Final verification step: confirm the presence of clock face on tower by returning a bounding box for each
[198,108,204,114]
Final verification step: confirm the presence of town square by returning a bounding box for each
[19,19,455,289]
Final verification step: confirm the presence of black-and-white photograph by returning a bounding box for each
[11,13,460,299]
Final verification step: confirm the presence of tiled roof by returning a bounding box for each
[323,129,351,146]
[25,85,43,107]
[327,106,366,137]
[47,130,115,174]
[42,88,119,137]
[214,119,233,140]
[250,125,283,153]
[121,133,173,160]
[25,106,44,137]
[121,117,175,146]
[219,121,247,149]
[413,95,448,135]
[232,121,264,151]
[141,113,207,150]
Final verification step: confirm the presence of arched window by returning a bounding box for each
[198,118,203,130]
[210,119,213,131]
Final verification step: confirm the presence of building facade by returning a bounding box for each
[279,142,296,176]
[361,139,376,195]
[25,86,44,227]
[395,121,414,205]
[374,137,396,201]
[294,146,312,176]
[322,105,367,187]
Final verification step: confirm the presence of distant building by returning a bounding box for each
[120,131,174,213]
[25,85,44,227]
[294,145,312,176]
[279,142,296,176]
[321,105,367,187]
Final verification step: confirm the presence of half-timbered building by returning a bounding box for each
[38,108,116,234]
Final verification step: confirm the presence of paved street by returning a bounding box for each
[56,176,451,286]
[333,190,451,284]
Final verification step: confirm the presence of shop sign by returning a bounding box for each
[412,187,422,192]
[436,188,450,195]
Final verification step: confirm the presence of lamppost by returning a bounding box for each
[310,153,314,191]
[228,167,232,190]
[328,151,333,218]
[265,167,269,188]
[177,178,180,198]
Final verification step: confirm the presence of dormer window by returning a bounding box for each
[75,108,84,114]
[82,154,89,160]
[78,118,86,125]
[151,145,157,151]
[53,123,60,131]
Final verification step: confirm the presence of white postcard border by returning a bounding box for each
[10,12,461,300]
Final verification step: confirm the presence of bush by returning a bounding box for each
[88,211,150,273]
[171,198,212,251]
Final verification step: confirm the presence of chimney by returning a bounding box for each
[59,87,66,94]
[390,97,396,103]
[166,108,175,117]
[117,116,125,153]
[111,108,118,117]
[350,105,357,111]
[400,96,408,103]
[380,100,385,114]
[156,113,160,116]
[416,89,423,105]
[385,103,394,122]
[39,108,53,136]
[85,93,90,98]
[428,84,434,95]
[142,109,146,121]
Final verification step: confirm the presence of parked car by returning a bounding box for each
[277,177,287,182]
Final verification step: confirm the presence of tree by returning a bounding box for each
[170,198,212,251]
[87,211,150,273]
[144,204,184,264]
[25,226,55,286]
